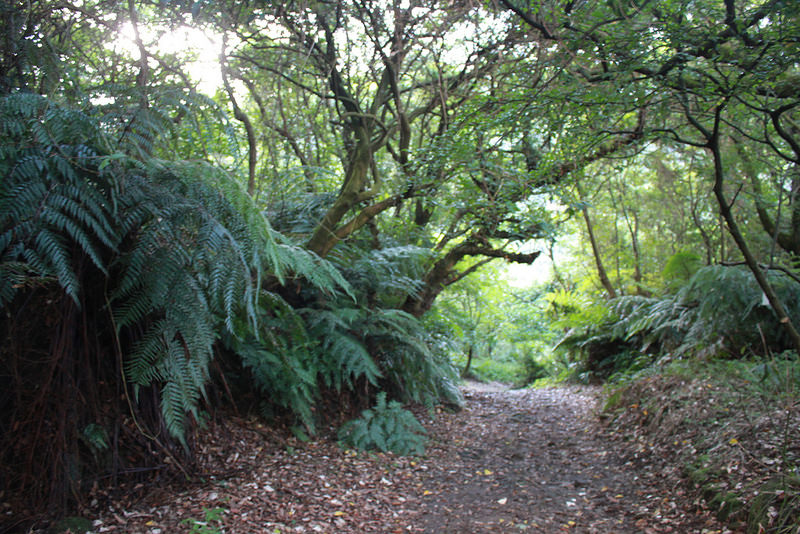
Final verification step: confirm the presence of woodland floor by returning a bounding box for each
[77,383,733,533]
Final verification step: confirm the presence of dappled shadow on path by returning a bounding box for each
[416,384,726,533]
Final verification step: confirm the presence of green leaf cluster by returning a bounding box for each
[557,265,800,379]
[338,392,427,456]
[0,92,319,444]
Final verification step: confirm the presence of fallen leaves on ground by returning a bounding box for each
[82,383,732,533]
[602,373,800,532]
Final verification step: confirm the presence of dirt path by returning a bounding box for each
[87,385,729,533]
[415,384,726,533]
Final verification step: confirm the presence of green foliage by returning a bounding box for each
[519,354,549,385]
[338,392,427,456]
[653,265,800,357]
[604,357,800,532]
[224,297,381,434]
[365,308,461,407]
[684,355,800,410]
[556,265,800,379]
[272,233,355,299]
[114,164,272,442]
[0,93,116,304]
[746,355,800,401]
[340,244,430,307]
[549,289,638,380]
[236,196,461,423]
[2,91,422,522]
[302,307,382,392]
[747,475,800,534]
[0,93,295,445]
[430,271,558,387]
[547,288,610,332]
[468,357,522,384]
[181,507,226,534]
[662,251,703,289]
[224,282,458,433]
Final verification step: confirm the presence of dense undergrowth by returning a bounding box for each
[553,264,800,381]
[0,93,459,530]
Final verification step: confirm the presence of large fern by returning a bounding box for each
[224,300,382,434]
[557,265,800,378]
[223,291,318,431]
[301,306,382,391]
[0,93,296,444]
[337,244,430,306]
[338,392,427,456]
[362,307,462,407]
[224,283,459,432]
[0,93,118,304]
[1,92,464,519]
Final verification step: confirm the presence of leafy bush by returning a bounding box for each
[468,357,522,384]
[0,92,295,514]
[519,354,550,385]
[556,265,800,379]
[225,299,383,434]
[553,297,646,380]
[363,307,462,408]
[662,251,703,290]
[225,289,462,433]
[338,392,427,455]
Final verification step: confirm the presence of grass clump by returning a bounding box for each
[748,475,800,534]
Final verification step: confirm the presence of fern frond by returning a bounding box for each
[126,320,170,385]
[338,392,427,455]
[160,381,188,447]
[32,228,79,301]
[275,238,354,299]
[301,307,381,391]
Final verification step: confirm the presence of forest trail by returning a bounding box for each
[90,385,729,533]
[415,384,727,533]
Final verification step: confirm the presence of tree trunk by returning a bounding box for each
[577,184,617,298]
[625,209,650,296]
[306,132,373,257]
[707,108,800,355]
[402,239,540,317]
[402,243,470,318]
[220,57,257,196]
[739,144,800,256]
[462,344,474,377]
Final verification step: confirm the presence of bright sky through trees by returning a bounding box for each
[111,23,223,94]
[506,255,553,287]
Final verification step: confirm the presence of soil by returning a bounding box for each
[415,383,727,533]
[78,383,731,533]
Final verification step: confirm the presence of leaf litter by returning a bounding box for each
[75,384,732,533]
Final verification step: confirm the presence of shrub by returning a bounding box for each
[556,265,800,380]
[338,392,427,455]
